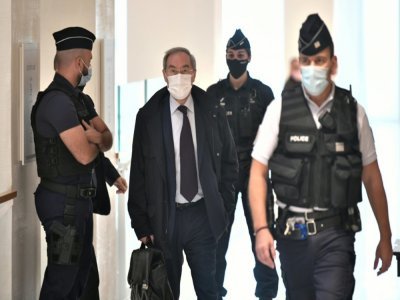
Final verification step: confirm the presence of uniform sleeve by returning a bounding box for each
[37,91,80,137]
[251,98,281,165]
[357,103,377,166]
[206,84,214,94]
[255,82,275,124]
[260,83,275,105]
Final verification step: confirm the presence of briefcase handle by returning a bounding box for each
[140,236,154,249]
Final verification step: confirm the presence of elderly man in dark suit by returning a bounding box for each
[128,47,238,300]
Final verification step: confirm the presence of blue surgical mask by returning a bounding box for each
[300,66,329,96]
[78,59,93,87]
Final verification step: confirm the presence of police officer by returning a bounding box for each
[31,27,113,299]
[249,14,393,300]
[207,29,278,300]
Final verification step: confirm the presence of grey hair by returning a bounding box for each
[163,47,196,71]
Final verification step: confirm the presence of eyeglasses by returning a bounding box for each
[165,66,193,75]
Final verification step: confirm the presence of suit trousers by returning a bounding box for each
[216,161,279,299]
[34,185,94,300]
[166,199,218,300]
[276,227,356,300]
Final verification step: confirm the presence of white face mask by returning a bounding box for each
[300,66,330,96]
[167,74,192,100]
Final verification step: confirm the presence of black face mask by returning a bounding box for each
[226,59,249,79]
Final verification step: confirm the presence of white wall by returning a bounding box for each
[284,0,333,87]
[39,0,97,96]
[0,0,12,287]
[126,0,220,90]
[10,1,42,298]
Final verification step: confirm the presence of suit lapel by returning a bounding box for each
[161,96,177,240]
[145,99,170,182]
[161,97,176,199]
[194,97,206,170]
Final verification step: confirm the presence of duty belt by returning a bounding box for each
[40,179,96,226]
[40,179,96,199]
[278,208,343,240]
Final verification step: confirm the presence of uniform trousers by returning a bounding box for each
[276,227,356,300]
[166,199,218,300]
[216,161,279,299]
[35,185,94,300]
[80,248,100,300]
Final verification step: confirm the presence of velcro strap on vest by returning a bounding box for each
[237,150,252,161]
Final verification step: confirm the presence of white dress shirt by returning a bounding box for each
[170,95,204,204]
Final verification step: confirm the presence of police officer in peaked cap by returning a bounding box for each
[207,29,278,300]
[31,26,113,299]
[249,13,393,300]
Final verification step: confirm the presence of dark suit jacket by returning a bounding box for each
[77,92,121,215]
[93,153,121,215]
[128,85,238,256]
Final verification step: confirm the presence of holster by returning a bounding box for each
[266,178,276,235]
[342,206,362,233]
[275,207,290,239]
[48,221,82,265]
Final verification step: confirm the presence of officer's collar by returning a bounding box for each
[53,72,81,98]
[225,72,253,91]
[302,81,335,109]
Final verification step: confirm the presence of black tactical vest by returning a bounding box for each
[31,80,94,179]
[213,78,269,157]
[269,85,363,209]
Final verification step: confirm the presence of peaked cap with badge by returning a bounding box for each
[298,14,334,56]
[53,26,96,51]
[226,29,251,55]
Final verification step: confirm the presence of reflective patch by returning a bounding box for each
[289,135,310,143]
[226,111,233,116]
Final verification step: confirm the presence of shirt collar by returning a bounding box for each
[53,72,81,98]
[170,94,194,114]
[302,82,335,110]
[225,72,252,91]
